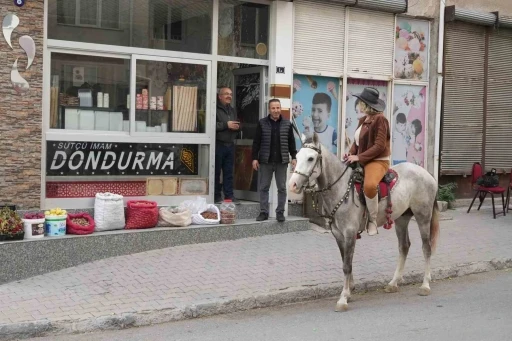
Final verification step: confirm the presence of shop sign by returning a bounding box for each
[46,141,198,176]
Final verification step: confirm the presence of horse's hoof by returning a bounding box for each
[418,287,431,296]
[384,285,399,293]
[335,302,349,312]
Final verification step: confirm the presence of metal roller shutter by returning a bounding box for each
[486,28,512,171]
[293,0,345,74]
[346,7,394,76]
[441,22,486,174]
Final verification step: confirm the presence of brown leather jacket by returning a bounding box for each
[349,113,391,166]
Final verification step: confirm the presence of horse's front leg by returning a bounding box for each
[335,229,356,312]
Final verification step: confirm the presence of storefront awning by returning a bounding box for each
[444,5,497,27]
[275,0,407,14]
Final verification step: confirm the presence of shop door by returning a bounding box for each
[232,67,267,202]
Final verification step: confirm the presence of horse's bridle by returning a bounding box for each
[292,143,323,190]
[293,144,357,229]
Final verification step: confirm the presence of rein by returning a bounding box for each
[293,144,358,229]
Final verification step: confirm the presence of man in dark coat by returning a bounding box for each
[252,99,297,222]
[215,86,240,204]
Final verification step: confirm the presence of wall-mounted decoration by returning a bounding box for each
[19,35,35,69]
[394,18,430,80]
[46,142,199,176]
[2,13,19,49]
[11,58,29,93]
[146,178,178,196]
[179,178,208,195]
[2,13,37,92]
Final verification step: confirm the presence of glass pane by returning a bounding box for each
[57,0,76,25]
[48,0,212,54]
[235,72,260,140]
[101,0,120,29]
[135,60,207,133]
[218,0,269,59]
[50,53,130,131]
[79,0,98,26]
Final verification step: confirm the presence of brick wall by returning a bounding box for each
[0,0,44,209]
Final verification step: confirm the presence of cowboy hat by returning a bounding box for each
[353,87,386,112]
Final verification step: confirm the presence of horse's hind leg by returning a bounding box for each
[415,214,433,296]
[385,214,412,293]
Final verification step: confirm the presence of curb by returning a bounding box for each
[1,258,511,341]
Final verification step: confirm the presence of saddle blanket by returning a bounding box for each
[355,169,398,201]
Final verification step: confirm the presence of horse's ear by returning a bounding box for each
[304,135,313,144]
[313,132,320,146]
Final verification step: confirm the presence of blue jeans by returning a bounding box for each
[215,143,235,200]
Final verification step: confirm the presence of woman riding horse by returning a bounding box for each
[344,87,390,236]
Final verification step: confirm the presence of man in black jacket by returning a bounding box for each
[215,86,240,204]
[252,99,297,222]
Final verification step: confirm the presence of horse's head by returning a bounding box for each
[289,133,323,193]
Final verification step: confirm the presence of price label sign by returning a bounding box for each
[14,0,25,7]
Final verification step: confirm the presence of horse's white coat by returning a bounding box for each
[289,134,439,311]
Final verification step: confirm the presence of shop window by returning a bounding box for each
[48,0,212,54]
[56,0,120,30]
[135,60,207,134]
[218,0,269,59]
[49,53,130,131]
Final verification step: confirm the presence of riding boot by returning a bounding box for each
[364,195,379,236]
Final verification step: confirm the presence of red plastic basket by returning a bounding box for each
[66,213,95,235]
[125,200,158,229]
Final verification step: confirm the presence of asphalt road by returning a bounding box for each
[25,270,512,341]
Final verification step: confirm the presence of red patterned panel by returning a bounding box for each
[46,181,147,198]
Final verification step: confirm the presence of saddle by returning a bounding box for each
[353,166,399,231]
[354,168,399,202]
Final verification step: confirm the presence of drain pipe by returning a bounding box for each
[433,0,445,182]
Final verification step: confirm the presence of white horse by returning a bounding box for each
[289,134,439,311]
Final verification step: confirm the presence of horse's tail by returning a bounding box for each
[430,199,440,253]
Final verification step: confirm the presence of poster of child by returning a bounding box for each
[392,84,427,167]
[292,75,339,155]
[344,79,388,153]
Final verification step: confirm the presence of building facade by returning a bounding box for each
[439,0,512,197]
[1,0,507,210]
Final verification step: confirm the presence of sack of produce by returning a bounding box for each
[67,213,95,235]
[125,200,158,229]
[94,193,125,232]
[157,207,192,227]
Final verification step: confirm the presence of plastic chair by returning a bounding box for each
[467,163,506,219]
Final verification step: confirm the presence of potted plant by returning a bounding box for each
[437,183,458,209]
[0,207,24,241]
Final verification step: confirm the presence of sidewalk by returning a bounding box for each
[1,207,511,340]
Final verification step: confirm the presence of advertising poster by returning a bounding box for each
[392,84,427,167]
[345,79,388,152]
[292,75,339,155]
[395,18,430,81]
